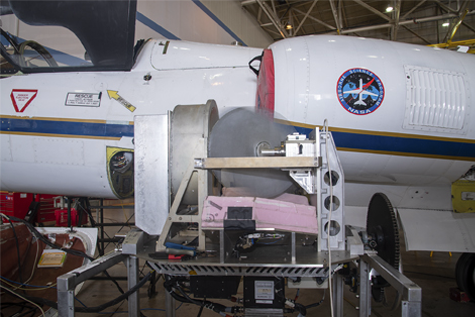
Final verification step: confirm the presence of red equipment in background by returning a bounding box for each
[0,192,87,226]
[55,208,87,227]
[0,192,33,220]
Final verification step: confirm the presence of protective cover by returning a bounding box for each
[7,0,137,70]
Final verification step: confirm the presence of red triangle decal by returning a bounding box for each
[10,89,38,112]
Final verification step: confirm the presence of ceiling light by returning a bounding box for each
[442,22,450,27]
[386,6,394,13]
[285,23,293,30]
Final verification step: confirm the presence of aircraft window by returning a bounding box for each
[1,20,92,75]
[1,1,137,74]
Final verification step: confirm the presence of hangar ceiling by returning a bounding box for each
[241,0,475,47]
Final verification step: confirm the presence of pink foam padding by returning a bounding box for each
[273,193,309,205]
[202,196,317,235]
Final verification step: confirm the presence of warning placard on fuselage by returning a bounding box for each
[65,93,101,107]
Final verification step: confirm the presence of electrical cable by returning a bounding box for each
[1,302,38,317]
[163,276,230,316]
[21,236,40,288]
[323,119,335,317]
[16,307,38,317]
[15,272,152,313]
[196,297,205,317]
[2,214,165,316]
[1,272,152,313]
[0,214,142,315]
[2,215,25,285]
[0,276,56,291]
[103,297,125,317]
[76,201,97,227]
[0,241,40,292]
[305,289,326,309]
[0,285,46,317]
[1,214,94,260]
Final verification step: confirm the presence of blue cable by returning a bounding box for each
[256,238,284,245]
[74,296,88,307]
[0,276,57,289]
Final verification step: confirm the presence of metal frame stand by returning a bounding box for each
[332,272,344,316]
[359,253,422,317]
[56,250,134,317]
[127,255,140,316]
[90,199,135,256]
[359,255,372,317]
[165,290,176,317]
[156,156,209,252]
[55,234,422,317]
[55,106,421,316]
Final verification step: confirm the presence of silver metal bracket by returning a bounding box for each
[57,250,129,317]
[359,253,422,317]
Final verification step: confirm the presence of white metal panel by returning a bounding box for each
[151,40,260,70]
[344,182,475,252]
[271,35,475,138]
[339,151,472,186]
[272,36,310,123]
[0,135,12,162]
[10,134,35,163]
[2,134,113,197]
[398,208,475,252]
[270,35,474,190]
[134,114,170,235]
[0,40,258,197]
[404,65,467,133]
[33,138,84,165]
[346,182,454,209]
[0,161,114,197]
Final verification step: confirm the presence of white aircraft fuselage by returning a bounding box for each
[1,40,261,198]
[1,35,474,252]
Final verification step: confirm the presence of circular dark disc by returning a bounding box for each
[209,108,296,198]
[366,193,400,270]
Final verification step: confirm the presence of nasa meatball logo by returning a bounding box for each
[337,68,384,115]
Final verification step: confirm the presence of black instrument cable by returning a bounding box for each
[1,272,151,313]
[4,217,25,285]
[1,215,150,315]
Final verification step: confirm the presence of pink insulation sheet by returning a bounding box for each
[202,195,318,235]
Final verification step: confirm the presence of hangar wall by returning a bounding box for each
[136,0,273,48]
[0,0,272,65]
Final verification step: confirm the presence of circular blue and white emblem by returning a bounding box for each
[337,68,384,115]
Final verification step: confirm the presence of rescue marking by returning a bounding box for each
[337,68,384,115]
[107,90,136,112]
[10,89,38,113]
[65,92,101,107]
